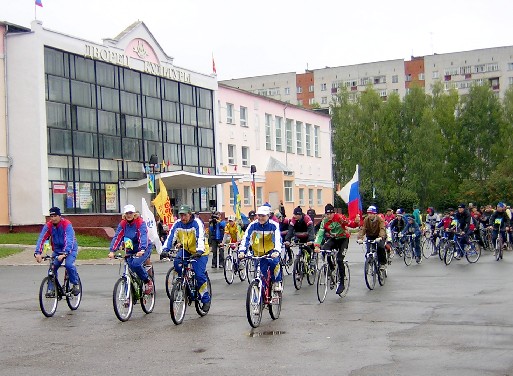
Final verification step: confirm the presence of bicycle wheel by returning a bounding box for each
[292,256,304,290]
[223,255,235,284]
[364,257,376,290]
[378,263,386,286]
[141,276,155,314]
[465,243,481,263]
[113,277,133,322]
[316,264,329,303]
[444,244,454,265]
[403,243,413,266]
[39,276,58,317]
[238,259,247,281]
[269,283,282,320]
[170,280,187,325]
[495,239,502,261]
[280,254,291,275]
[165,266,177,300]
[246,280,263,328]
[65,276,82,311]
[422,238,433,259]
[246,258,256,284]
[338,262,350,298]
[306,255,317,285]
[195,275,211,317]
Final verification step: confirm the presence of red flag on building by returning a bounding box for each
[212,55,216,74]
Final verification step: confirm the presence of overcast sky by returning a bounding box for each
[2,0,512,80]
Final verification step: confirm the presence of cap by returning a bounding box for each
[256,206,271,216]
[178,205,192,214]
[248,210,256,217]
[307,209,316,217]
[212,211,221,219]
[49,206,62,216]
[275,212,283,219]
[458,203,466,209]
[228,214,236,221]
[396,208,403,215]
[367,205,377,214]
[123,204,136,214]
[293,206,303,215]
[324,204,335,214]
[497,202,506,208]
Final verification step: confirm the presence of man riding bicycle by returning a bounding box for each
[357,206,387,270]
[238,205,283,291]
[488,202,510,255]
[35,207,80,296]
[284,206,316,266]
[163,204,211,312]
[314,203,358,294]
[109,204,154,295]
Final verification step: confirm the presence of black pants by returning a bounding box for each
[209,239,224,267]
[322,237,349,280]
[368,237,387,265]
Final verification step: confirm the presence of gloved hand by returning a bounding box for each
[375,237,381,242]
[284,241,290,247]
[412,234,416,238]
[357,239,363,244]
[270,251,280,258]
[314,245,321,253]
[398,233,403,238]
[238,252,246,259]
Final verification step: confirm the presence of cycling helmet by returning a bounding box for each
[497,202,506,208]
[367,205,377,214]
[396,208,404,215]
[228,214,236,221]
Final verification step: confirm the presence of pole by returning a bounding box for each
[252,172,256,212]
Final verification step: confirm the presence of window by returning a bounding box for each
[240,106,248,127]
[314,126,320,157]
[487,63,499,72]
[432,71,439,79]
[509,77,513,86]
[297,86,302,94]
[320,83,327,91]
[317,189,322,205]
[265,113,273,150]
[256,187,263,206]
[298,99,303,106]
[299,188,304,205]
[392,75,398,83]
[243,186,250,205]
[275,116,283,152]
[321,97,327,104]
[508,63,513,71]
[405,74,412,82]
[309,85,314,92]
[228,144,236,165]
[418,73,425,80]
[284,181,293,202]
[285,87,290,95]
[226,103,234,124]
[308,98,315,105]
[229,188,234,207]
[241,146,249,167]
[286,119,294,153]
[296,121,303,155]
[308,189,314,206]
[305,124,312,156]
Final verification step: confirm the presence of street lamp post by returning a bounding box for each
[250,164,257,211]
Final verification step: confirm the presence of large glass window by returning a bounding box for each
[296,121,303,155]
[265,113,273,150]
[275,116,283,152]
[286,119,294,153]
[284,181,293,202]
[305,123,312,156]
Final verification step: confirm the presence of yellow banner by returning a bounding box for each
[152,178,174,226]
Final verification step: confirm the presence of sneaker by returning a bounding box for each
[415,257,421,264]
[45,289,55,298]
[202,301,211,312]
[71,284,80,296]
[144,279,154,295]
[335,282,345,295]
[218,264,224,269]
[287,258,293,266]
[273,282,283,292]
[502,244,508,250]
[211,264,217,269]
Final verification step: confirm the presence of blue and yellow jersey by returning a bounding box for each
[239,219,281,257]
[164,216,208,256]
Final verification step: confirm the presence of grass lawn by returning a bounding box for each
[0,233,111,247]
[0,247,24,258]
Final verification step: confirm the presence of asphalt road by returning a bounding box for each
[1,240,512,376]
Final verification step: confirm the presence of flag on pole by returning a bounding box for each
[336,164,362,220]
[232,177,241,220]
[147,174,155,193]
[152,178,174,226]
[36,0,43,7]
[212,54,217,74]
[141,198,162,255]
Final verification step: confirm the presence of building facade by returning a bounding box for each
[217,84,333,218]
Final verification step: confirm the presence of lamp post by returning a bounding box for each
[250,164,257,211]
[145,154,160,213]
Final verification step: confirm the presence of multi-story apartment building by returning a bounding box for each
[221,45,513,109]
[216,84,332,217]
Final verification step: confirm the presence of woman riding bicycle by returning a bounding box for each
[314,204,358,295]
[238,205,283,291]
[108,204,153,295]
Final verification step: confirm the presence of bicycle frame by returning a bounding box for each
[44,255,68,298]
[249,255,276,306]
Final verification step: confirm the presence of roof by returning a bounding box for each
[266,157,293,172]
[123,170,243,190]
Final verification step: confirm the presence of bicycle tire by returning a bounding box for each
[465,243,481,263]
[223,255,235,285]
[246,258,256,284]
[338,261,350,298]
[292,256,304,290]
[195,275,211,317]
[378,263,386,286]
[238,259,247,281]
[65,276,82,311]
[403,243,413,266]
[141,276,155,314]
[495,238,502,261]
[113,277,133,322]
[444,243,454,265]
[316,264,329,303]
[422,238,433,259]
[269,283,282,320]
[165,266,177,300]
[170,279,187,325]
[364,257,376,290]
[280,253,292,275]
[246,280,263,328]
[39,276,58,317]
[306,255,317,285]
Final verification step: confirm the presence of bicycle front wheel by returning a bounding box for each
[39,276,58,317]
[364,257,376,290]
[306,255,317,285]
[338,262,350,297]
[113,277,133,322]
[223,255,235,285]
[465,243,481,263]
[195,275,211,317]
[316,264,329,303]
[246,280,263,328]
[238,259,247,281]
[269,284,282,320]
[444,244,454,265]
[246,258,256,284]
[403,243,413,266]
[292,257,304,290]
[141,276,155,314]
[165,266,177,300]
[422,239,433,259]
[65,276,82,311]
[170,280,187,325]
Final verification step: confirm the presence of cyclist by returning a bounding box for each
[222,214,241,245]
[163,204,211,312]
[275,211,293,265]
[357,205,387,270]
[488,202,510,256]
[314,203,358,294]
[109,204,153,295]
[238,205,283,291]
[241,210,256,232]
[208,211,226,268]
[35,207,80,296]
[388,209,407,253]
[452,203,472,257]
[400,215,422,263]
[384,208,395,226]
[425,207,440,255]
[284,206,316,266]
[412,206,423,227]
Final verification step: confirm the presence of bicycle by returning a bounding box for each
[362,239,386,290]
[38,255,82,317]
[401,234,418,266]
[389,231,404,258]
[443,231,481,265]
[223,242,247,284]
[491,230,506,261]
[112,253,155,322]
[291,241,318,290]
[437,230,450,261]
[246,254,283,328]
[169,255,212,325]
[316,249,350,303]
[421,228,438,259]
[279,243,294,275]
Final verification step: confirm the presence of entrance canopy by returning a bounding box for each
[123,170,243,190]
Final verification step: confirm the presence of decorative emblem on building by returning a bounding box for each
[133,40,149,59]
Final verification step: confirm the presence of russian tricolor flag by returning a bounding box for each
[337,165,362,220]
[35,0,43,7]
